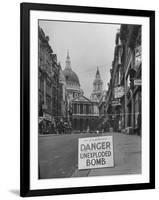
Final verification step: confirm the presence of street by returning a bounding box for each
[38,132,141,179]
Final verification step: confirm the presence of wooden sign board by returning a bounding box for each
[78,136,114,170]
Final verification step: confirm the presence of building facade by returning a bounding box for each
[120,24,142,134]
[63,53,100,133]
[38,26,64,133]
[71,95,96,132]
[105,25,141,135]
[59,66,67,118]
[98,90,107,131]
[104,30,123,132]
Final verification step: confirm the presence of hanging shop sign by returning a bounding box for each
[134,79,142,86]
[114,86,124,99]
[78,136,114,170]
[111,99,121,106]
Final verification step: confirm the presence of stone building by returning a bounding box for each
[62,51,83,123]
[90,67,103,102]
[71,95,98,132]
[98,90,107,131]
[120,24,142,134]
[62,53,103,133]
[59,65,67,119]
[105,25,141,134]
[90,68,104,130]
[63,51,83,101]
[104,30,123,132]
[38,26,63,126]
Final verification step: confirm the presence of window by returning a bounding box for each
[83,104,86,114]
[74,104,77,114]
[46,95,52,111]
[80,104,83,114]
[86,104,89,114]
[46,82,51,96]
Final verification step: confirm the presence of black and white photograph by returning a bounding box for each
[38,20,142,179]
[20,3,155,196]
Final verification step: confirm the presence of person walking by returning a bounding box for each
[137,113,141,136]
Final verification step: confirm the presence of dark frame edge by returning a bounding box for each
[21,183,155,197]
[149,11,155,189]
[20,3,30,197]
[20,2,155,197]
[20,2,155,17]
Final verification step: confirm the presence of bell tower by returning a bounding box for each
[91,67,103,101]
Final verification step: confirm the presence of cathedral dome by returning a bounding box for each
[63,51,80,88]
[63,68,80,87]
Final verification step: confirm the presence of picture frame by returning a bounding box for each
[20,2,155,197]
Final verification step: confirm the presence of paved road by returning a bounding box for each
[38,132,141,179]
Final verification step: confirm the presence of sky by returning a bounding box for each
[39,20,120,98]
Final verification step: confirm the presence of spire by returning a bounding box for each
[96,67,101,79]
[93,67,103,91]
[65,50,71,69]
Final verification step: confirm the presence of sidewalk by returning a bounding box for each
[72,132,141,177]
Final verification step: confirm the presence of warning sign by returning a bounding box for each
[78,136,114,170]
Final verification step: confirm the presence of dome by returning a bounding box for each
[63,68,80,87]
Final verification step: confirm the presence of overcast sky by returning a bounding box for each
[39,20,120,98]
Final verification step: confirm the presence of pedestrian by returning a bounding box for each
[137,113,141,135]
